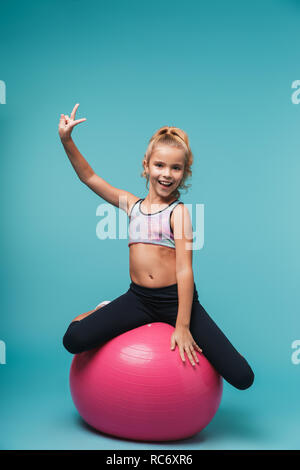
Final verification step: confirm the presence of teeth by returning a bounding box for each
[159,181,172,186]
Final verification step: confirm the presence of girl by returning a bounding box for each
[59,104,254,390]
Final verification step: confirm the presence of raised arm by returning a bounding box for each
[58,103,138,215]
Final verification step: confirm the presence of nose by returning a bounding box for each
[162,169,171,178]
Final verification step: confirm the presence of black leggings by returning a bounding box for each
[63,281,254,390]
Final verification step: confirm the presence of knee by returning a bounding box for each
[233,365,255,390]
[63,322,85,354]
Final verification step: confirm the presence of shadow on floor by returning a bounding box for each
[69,402,263,447]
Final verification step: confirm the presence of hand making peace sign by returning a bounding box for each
[58,103,86,143]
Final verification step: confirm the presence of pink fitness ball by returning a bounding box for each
[69,322,223,442]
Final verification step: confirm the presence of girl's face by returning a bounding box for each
[144,146,185,197]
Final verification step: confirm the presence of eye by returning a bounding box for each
[156,163,163,167]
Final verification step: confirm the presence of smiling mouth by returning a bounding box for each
[158,181,173,187]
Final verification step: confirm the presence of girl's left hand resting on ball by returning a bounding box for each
[170,326,203,367]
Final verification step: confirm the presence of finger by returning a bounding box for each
[65,115,70,124]
[179,348,186,363]
[72,118,87,126]
[59,114,66,128]
[194,343,203,353]
[185,347,196,366]
[71,103,79,120]
[191,348,199,363]
[189,345,199,362]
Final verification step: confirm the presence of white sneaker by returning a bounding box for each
[95,300,111,309]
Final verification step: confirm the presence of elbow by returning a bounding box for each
[79,171,95,185]
[79,175,88,185]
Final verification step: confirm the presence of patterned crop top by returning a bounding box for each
[128,198,183,249]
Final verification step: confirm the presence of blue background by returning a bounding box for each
[1,0,299,450]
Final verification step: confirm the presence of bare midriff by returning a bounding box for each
[129,243,177,288]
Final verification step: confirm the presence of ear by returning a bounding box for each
[143,158,149,174]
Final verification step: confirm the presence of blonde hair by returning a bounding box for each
[141,125,194,199]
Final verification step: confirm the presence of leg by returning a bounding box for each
[164,299,254,390]
[62,289,153,354]
[188,301,254,390]
[70,300,111,322]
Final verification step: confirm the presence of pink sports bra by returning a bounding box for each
[128,198,183,249]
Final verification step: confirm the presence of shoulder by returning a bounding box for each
[170,202,191,232]
[127,196,142,217]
